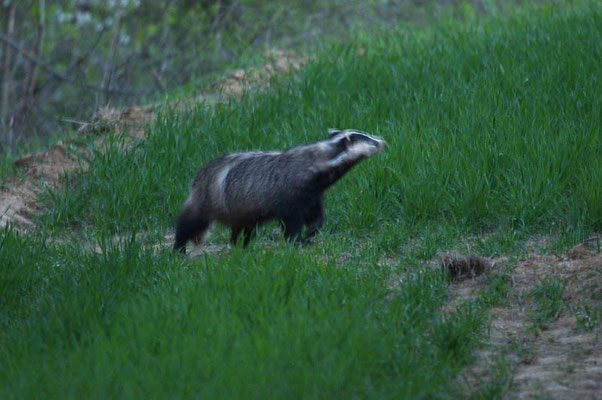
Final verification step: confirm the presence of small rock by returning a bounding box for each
[232,69,246,80]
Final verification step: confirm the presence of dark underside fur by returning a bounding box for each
[173,131,383,253]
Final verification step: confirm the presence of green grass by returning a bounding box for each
[38,1,601,239]
[1,227,490,399]
[1,1,601,398]
[528,278,567,329]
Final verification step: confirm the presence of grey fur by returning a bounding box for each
[173,129,385,252]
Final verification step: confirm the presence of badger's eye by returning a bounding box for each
[335,136,349,150]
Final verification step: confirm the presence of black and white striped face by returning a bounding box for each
[324,129,386,167]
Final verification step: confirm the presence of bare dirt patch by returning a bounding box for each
[0,50,305,230]
[0,141,87,229]
[0,180,40,228]
[458,242,602,399]
[211,50,306,99]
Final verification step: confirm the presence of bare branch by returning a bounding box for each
[1,3,16,152]
[37,27,108,96]
[27,0,45,98]
[59,118,89,126]
[151,67,166,92]
[0,32,148,96]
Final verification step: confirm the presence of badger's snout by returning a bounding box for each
[373,137,386,152]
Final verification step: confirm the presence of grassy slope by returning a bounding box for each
[40,1,601,239]
[1,1,601,398]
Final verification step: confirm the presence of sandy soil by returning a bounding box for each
[455,242,602,399]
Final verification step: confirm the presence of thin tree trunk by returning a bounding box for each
[156,0,173,84]
[1,3,16,153]
[27,0,45,98]
[17,0,45,144]
[102,9,123,105]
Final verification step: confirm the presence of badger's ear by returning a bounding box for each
[333,132,352,150]
[328,128,342,137]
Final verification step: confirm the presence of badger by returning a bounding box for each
[173,128,386,253]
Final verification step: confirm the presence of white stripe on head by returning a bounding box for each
[327,129,384,142]
[325,130,386,168]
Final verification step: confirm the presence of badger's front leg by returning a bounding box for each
[242,226,255,247]
[304,201,324,241]
[282,215,304,244]
[230,226,242,245]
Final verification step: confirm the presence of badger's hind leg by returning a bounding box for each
[173,207,210,254]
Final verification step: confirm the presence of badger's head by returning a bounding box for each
[310,129,385,187]
[323,128,386,168]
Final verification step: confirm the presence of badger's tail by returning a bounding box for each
[173,205,209,254]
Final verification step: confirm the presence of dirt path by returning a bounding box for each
[456,243,602,399]
[0,50,304,229]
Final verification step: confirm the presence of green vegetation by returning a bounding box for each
[528,278,567,328]
[1,1,601,398]
[39,1,602,239]
[0,227,490,399]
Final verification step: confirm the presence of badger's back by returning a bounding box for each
[217,152,316,224]
[174,129,386,252]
